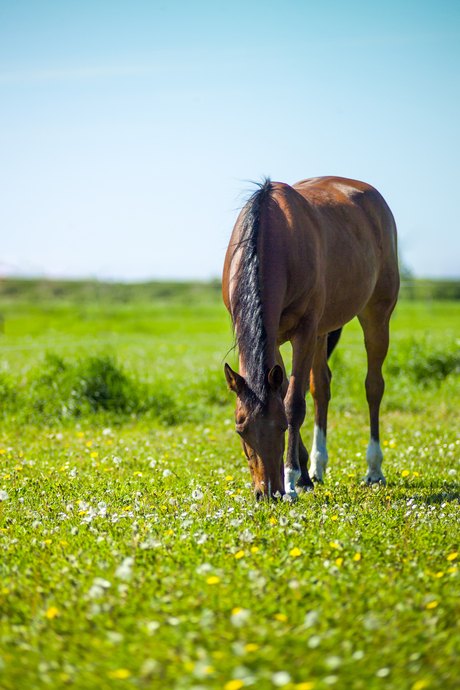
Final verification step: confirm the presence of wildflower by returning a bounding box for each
[46,606,59,619]
[90,452,98,458]
[272,671,292,687]
[115,557,134,581]
[0,490,9,501]
[245,643,259,653]
[86,441,93,447]
[163,469,172,478]
[335,557,343,566]
[251,546,259,554]
[426,601,438,609]
[412,680,430,690]
[235,551,245,559]
[226,476,233,482]
[274,613,288,622]
[401,470,410,477]
[376,668,391,677]
[279,515,288,526]
[108,669,131,679]
[225,681,245,690]
[353,553,362,562]
[192,489,204,500]
[331,515,338,521]
[290,547,302,557]
[206,576,220,585]
[304,610,319,628]
[447,552,458,561]
[296,684,315,690]
[230,607,250,627]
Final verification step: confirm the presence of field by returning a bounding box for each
[1,282,460,690]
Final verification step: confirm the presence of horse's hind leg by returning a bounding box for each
[308,335,331,483]
[358,300,396,485]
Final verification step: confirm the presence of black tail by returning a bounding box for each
[327,328,342,359]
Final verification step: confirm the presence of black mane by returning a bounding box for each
[230,179,274,411]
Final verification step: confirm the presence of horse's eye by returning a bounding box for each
[235,421,246,435]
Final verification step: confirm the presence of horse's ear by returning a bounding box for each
[268,364,283,392]
[224,363,245,396]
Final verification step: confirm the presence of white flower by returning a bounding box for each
[0,490,9,501]
[115,557,134,581]
[448,469,457,476]
[304,610,320,628]
[279,515,288,526]
[163,469,172,478]
[149,459,157,468]
[230,608,251,628]
[195,563,213,575]
[192,489,204,500]
[78,501,90,511]
[196,534,208,544]
[272,671,292,687]
[145,620,161,635]
[241,529,254,543]
[102,428,112,436]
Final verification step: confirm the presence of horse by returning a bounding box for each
[222,176,399,500]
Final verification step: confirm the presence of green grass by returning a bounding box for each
[1,291,460,690]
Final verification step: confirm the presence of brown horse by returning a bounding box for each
[222,176,399,500]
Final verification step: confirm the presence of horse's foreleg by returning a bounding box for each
[358,303,393,485]
[284,324,317,497]
[309,335,331,483]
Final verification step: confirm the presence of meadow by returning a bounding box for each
[1,280,460,690]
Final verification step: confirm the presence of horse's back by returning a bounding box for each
[289,176,399,333]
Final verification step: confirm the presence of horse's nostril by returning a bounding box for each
[254,489,264,502]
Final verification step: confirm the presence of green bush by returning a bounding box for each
[386,337,460,386]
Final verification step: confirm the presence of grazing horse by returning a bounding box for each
[222,176,399,500]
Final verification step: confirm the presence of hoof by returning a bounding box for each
[282,491,298,502]
[362,473,386,486]
[297,483,315,494]
[310,474,324,484]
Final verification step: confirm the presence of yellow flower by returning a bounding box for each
[325,491,331,497]
[290,547,302,558]
[274,613,288,622]
[225,476,234,482]
[2,587,10,594]
[401,470,410,477]
[77,432,84,437]
[447,552,458,561]
[331,515,338,521]
[353,553,362,562]
[412,680,430,690]
[235,551,245,559]
[335,557,343,566]
[90,452,98,458]
[413,472,420,477]
[184,661,194,672]
[86,441,93,447]
[206,576,220,585]
[59,541,68,546]
[231,607,243,615]
[251,546,259,554]
[245,643,259,653]
[269,518,277,525]
[108,669,131,679]
[330,542,338,548]
[296,684,315,690]
[435,572,444,578]
[44,539,52,544]
[46,606,59,619]
[225,680,245,690]
[348,473,356,478]
[426,601,438,609]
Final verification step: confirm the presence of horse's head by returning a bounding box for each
[224,363,287,500]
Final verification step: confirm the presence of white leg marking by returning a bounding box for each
[363,438,386,485]
[309,425,328,482]
[284,468,300,498]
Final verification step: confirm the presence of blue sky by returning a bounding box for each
[1,0,459,280]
